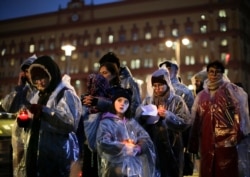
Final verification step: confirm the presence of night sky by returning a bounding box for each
[0,0,121,21]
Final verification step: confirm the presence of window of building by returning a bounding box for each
[144,22,152,40]
[219,22,227,32]
[107,27,114,43]
[199,15,208,33]
[220,39,228,46]
[202,40,208,48]
[219,9,227,17]
[29,38,35,53]
[131,59,140,69]
[10,41,16,54]
[145,44,152,53]
[201,15,206,20]
[95,29,102,45]
[83,30,90,46]
[132,46,139,54]
[96,37,101,45]
[184,17,193,34]
[1,48,6,56]
[118,25,126,42]
[170,19,179,37]
[144,58,153,68]
[221,52,230,64]
[108,35,114,43]
[19,41,25,53]
[119,47,126,55]
[131,24,139,41]
[185,55,195,65]
[158,43,166,51]
[200,24,207,33]
[157,20,165,38]
[29,44,35,53]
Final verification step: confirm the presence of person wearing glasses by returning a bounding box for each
[188,60,250,177]
[135,68,191,177]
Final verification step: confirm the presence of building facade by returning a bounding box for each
[0,0,249,100]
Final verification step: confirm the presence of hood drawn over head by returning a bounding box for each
[29,55,62,93]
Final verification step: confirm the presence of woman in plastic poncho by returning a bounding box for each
[135,68,191,177]
[96,87,156,177]
[13,55,82,177]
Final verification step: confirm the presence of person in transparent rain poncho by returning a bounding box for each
[188,60,250,177]
[96,87,156,177]
[135,68,191,177]
[12,55,82,177]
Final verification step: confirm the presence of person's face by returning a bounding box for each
[114,97,130,117]
[152,83,168,96]
[207,67,223,82]
[99,66,114,82]
[194,77,202,88]
[32,72,50,91]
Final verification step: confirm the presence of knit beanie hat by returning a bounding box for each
[99,52,120,68]
[111,87,132,104]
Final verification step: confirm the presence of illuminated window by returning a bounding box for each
[219,10,227,17]
[1,48,6,56]
[202,40,208,48]
[200,24,207,33]
[157,20,165,38]
[131,59,140,69]
[219,23,227,32]
[29,44,35,53]
[84,39,89,46]
[144,58,153,68]
[201,15,206,20]
[172,28,178,37]
[221,52,230,64]
[145,32,151,40]
[144,22,152,40]
[96,36,101,45]
[221,39,228,46]
[108,35,114,43]
[10,58,15,66]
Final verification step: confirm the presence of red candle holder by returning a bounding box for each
[17,107,31,127]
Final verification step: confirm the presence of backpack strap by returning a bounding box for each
[55,87,68,105]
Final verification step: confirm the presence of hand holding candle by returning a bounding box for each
[17,106,31,127]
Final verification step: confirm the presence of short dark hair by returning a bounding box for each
[99,52,120,68]
[206,60,225,73]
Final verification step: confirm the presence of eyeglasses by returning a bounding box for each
[152,83,165,89]
[208,69,222,76]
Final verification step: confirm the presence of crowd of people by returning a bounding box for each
[1,52,250,177]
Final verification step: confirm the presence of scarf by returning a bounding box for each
[207,78,223,91]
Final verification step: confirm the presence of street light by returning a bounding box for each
[165,37,190,69]
[61,44,76,75]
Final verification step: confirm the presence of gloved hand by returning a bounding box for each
[27,104,43,116]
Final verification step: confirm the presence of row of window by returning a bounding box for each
[1,10,230,56]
